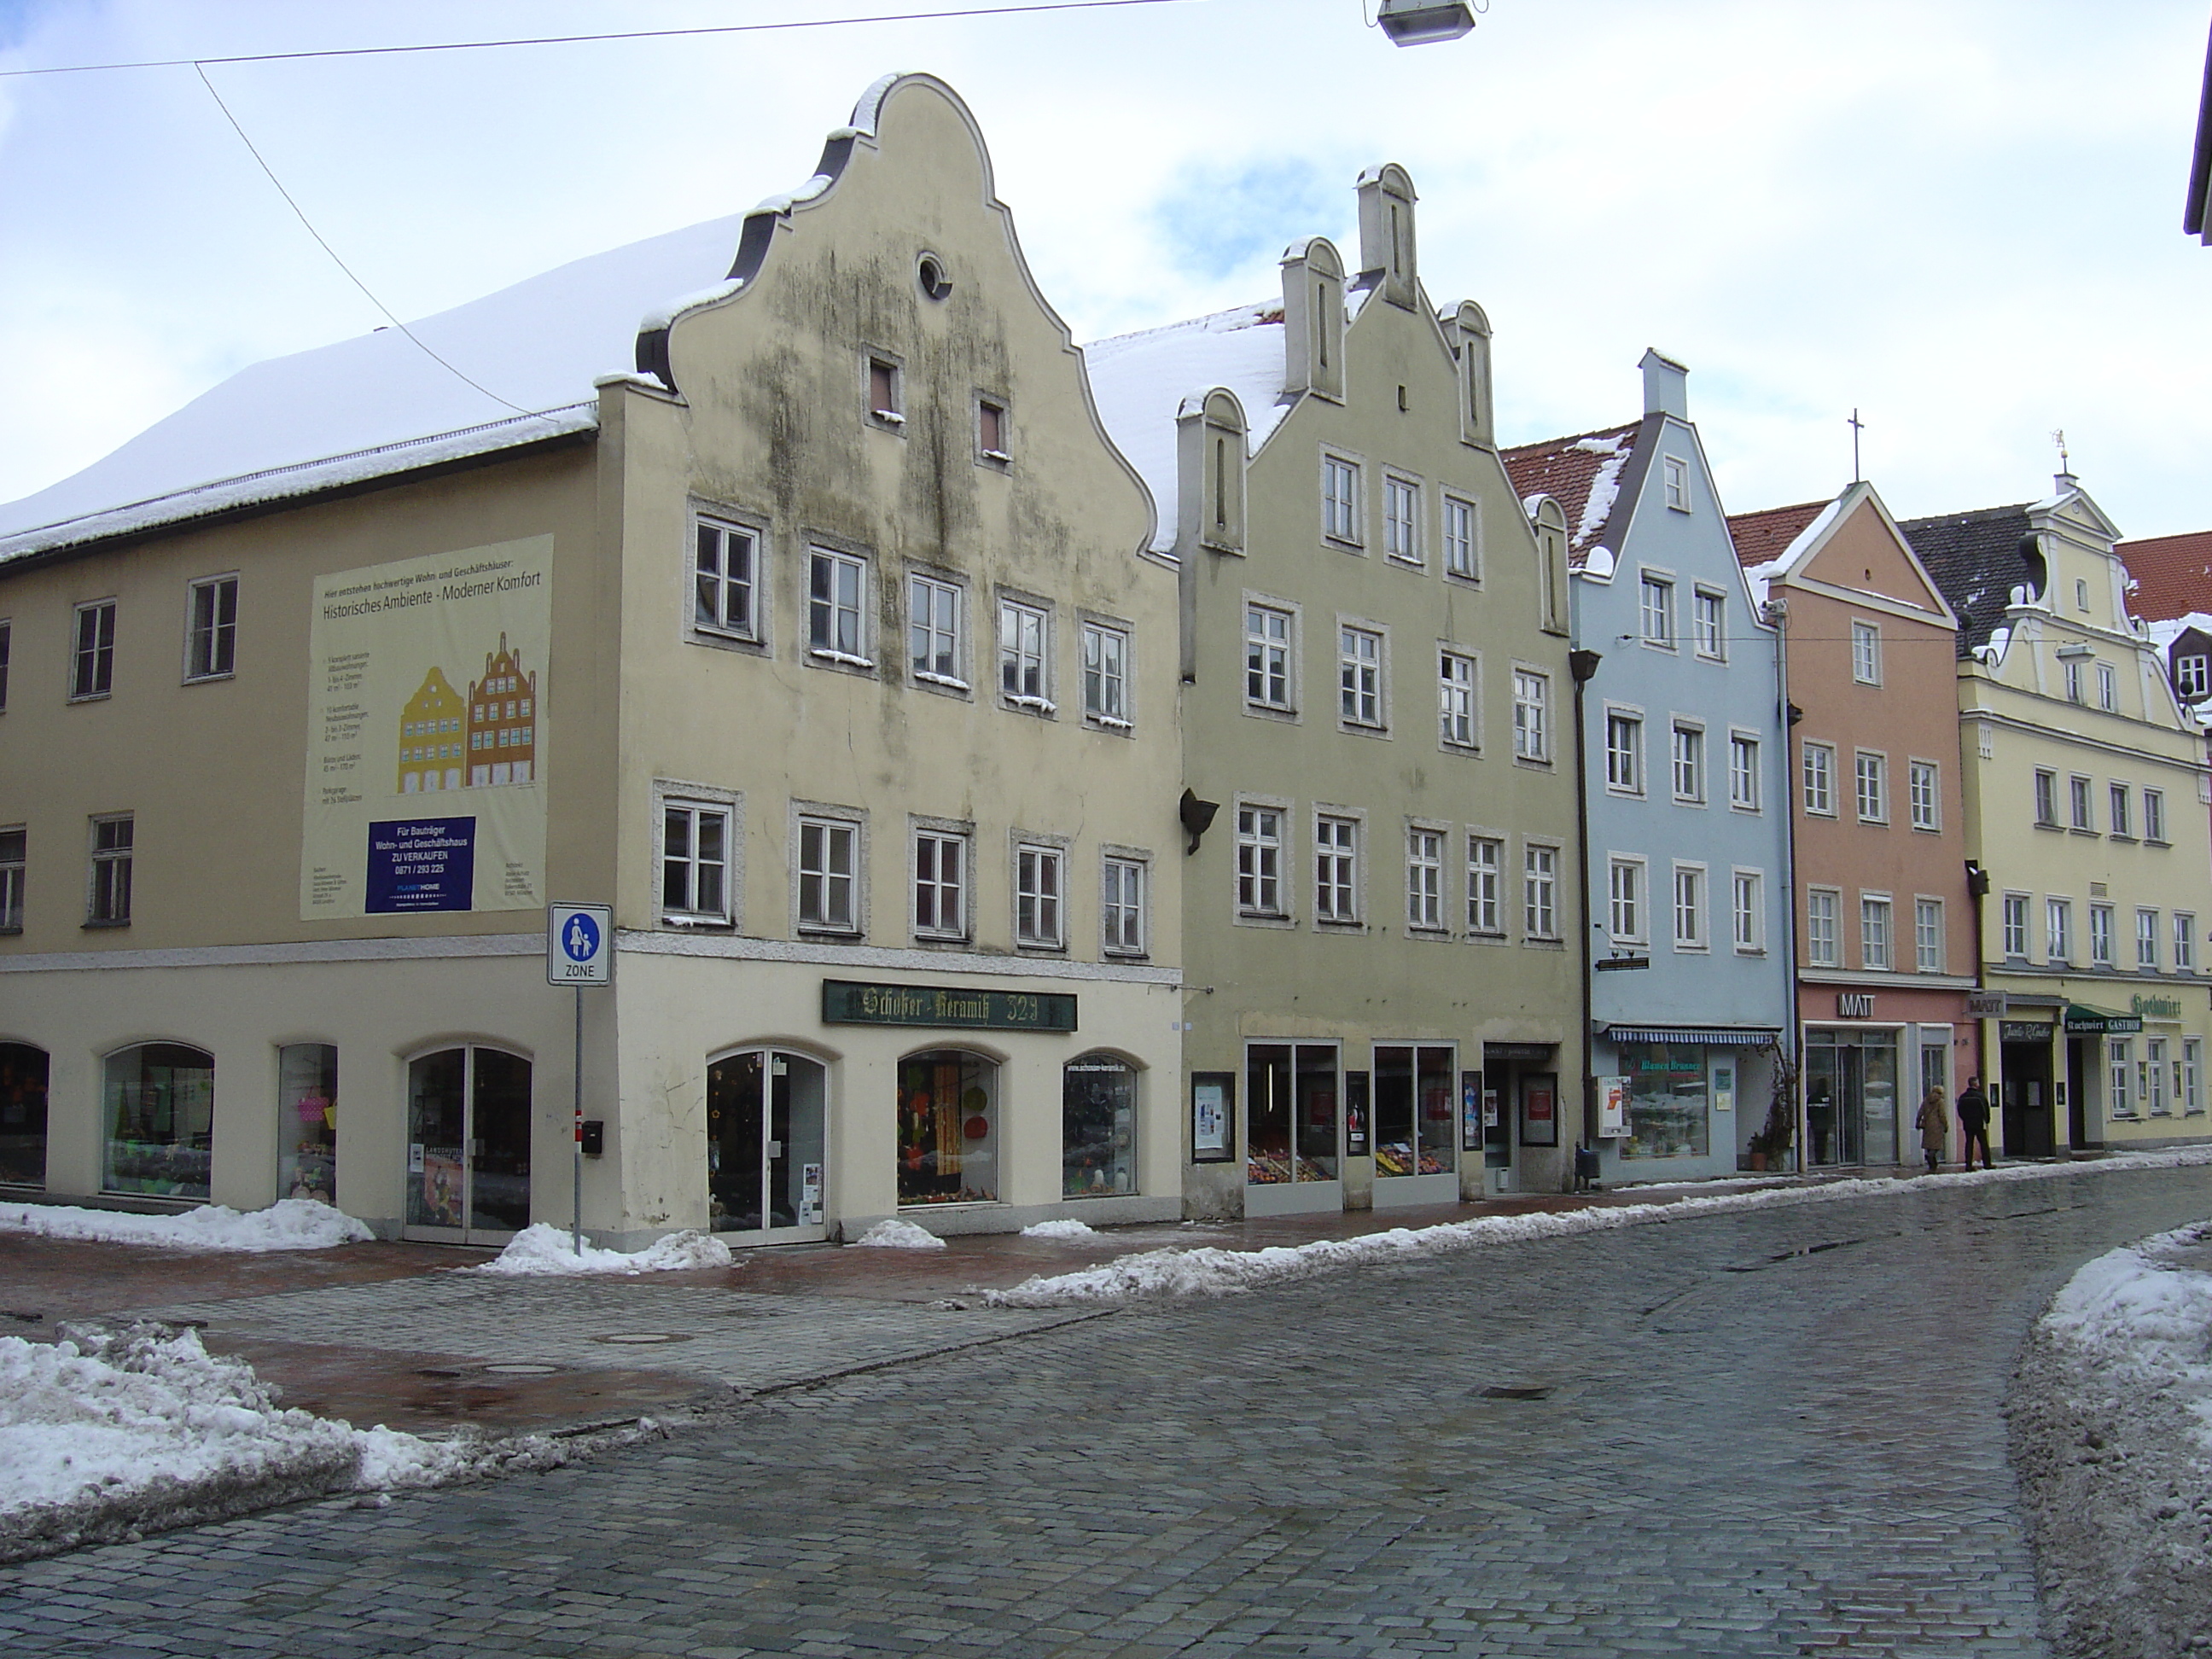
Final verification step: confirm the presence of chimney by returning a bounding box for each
[1639,347,1688,419]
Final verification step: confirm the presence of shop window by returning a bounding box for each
[277,1044,337,1204]
[103,1042,214,1199]
[1803,1029,1899,1167]
[1615,1045,1713,1161]
[909,573,965,688]
[0,825,21,932]
[1062,1053,1138,1198]
[185,574,238,682]
[0,1043,49,1188]
[708,1049,826,1234]
[1081,621,1131,729]
[1247,1043,1339,1186]
[1372,1045,1455,1178]
[72,599,115,700]
[405,1046,533,1237]
[899,1051,998,1206]
[88,813,132,926]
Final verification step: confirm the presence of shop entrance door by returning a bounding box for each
[404,1046,533,1243]
[2001,1037,2056,1157]
[1804,1030,1899,1167]
[708,1050,828,1242]
[2066,1039,2089,1150]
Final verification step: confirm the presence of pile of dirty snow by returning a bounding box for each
[2011,1222,2212,1658]
[0,1324,535,1563]
[0,1198,372,1253]
[468,1224,731,1277]
[1019,1219,1100,1240]
[853,1218,946,1249]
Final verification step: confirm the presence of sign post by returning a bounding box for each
[548,905,613,1256]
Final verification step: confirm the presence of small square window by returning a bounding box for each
[867,357,903,426]
[185,576,238,681]
[978,398,1010,462]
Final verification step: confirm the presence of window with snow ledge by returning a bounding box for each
[977,396,1010,465]
[864,352,905,431]
[999,596,1053,713]
[809,546,870,668]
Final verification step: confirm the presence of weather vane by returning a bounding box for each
[2052,428,2071,476]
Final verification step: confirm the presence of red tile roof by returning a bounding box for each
[1727,499,1829,570]
[1498,423,1639,567]
[2116,528,2212,622]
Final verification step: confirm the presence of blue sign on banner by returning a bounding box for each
[365,818,476,913]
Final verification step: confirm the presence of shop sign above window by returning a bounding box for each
[822,978,1075,1032]
[1837,993,1875,1018]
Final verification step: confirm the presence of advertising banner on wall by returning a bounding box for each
[300,537,551,919]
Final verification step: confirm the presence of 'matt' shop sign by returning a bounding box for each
[821,979,1077,1033]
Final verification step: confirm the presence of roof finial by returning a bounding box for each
[1848,408,1864,484]
[2052,428,2076,491]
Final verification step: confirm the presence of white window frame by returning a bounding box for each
[87,812,133,926]
[1338,623,1385,731]
[184,573,239,683]
[794,808,864,936]
[0,617,11,713]
[1321,453,1362,545]
[1806,887,1841,969]
[2109,783,2132,838]
[1914,897,1944,973]
[1511,668,1551,761]
[1854,750,1888,824]
[1672,722,1706,806]
[1236,800,1289,922]
[806,546,871,667]
[1662,455,1690,512]
[998,596,1054,713]
[1467,834,1503,935]
[1438,649,1477,751]
[1639,573,1675,647]
[2034,769,2058,826]
[1802,742,1836,816]
[2064,661,2084,705]
[2145,788,2168,843]
[1672,863,1707,952]
[2110,1039,2133,1117]
[1523,842,1560,940]
[1244,601,1295,715]
[1608,856,1647,946]
[912,824,971,942]
[2137,907,2159,969]
[1851,620,1882,685]
[908,571,967,690]
[692,513,761,645]
[0,824,20,934]
[1080,618,1132,731]
[2176,911,2197,972]
[1441,495,1480,581]
[2147,1038,2171,1115]
[1732,869,1763,954]
[2047,897,2074,965]
[2180,655,2209,699]
[1406,825,1447,934]
[2186,1039,2203,1115]
[1691,587,1725,660]
[2069,774,2093,832]
[1908,759,1940,831]
[659,792,737,926]
[1729,732,1761,812]
[1605,707,1644,795]
[71,598,116,701]
[1013,839,1067,950]
[1101,852,1149,958]
[1382,474,1422,566]
[1860,894,1893,970]
[1314,812,1360,925]
[2001,892,2030,958]
[2097,661,2117,712]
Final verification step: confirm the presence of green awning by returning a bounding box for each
[2064,1004,2143,1034]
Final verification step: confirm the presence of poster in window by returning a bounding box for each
[1460,1070,1484,1150]
[1520,1073,1559,1147]
[1598,1076,1629,1138]
[1190,1072,1235,1162]
[300,537,551,918]
[1344,1070,1371,1156]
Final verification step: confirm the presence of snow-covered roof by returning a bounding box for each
[1497,424,1639,568]
[1728,495,1838,607]
[0,215,754,564]
[1083,304,1295,555]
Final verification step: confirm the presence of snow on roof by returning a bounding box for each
[1497,424,1639,567]
[2147,612,2212,652]
[1727,498,1830,573]
[1083,304,1295,555]
[0,215,748,564]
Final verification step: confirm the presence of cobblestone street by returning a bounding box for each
[5,1165,2209,1658]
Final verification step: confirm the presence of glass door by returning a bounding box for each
[709,1049,828,1241]
[405,1046,533,1243]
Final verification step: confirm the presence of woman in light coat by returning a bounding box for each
[1913,1085,1948,1175]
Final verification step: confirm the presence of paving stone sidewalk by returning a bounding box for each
[5,1164,2208,1656]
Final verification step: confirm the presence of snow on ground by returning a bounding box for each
[1019,1219,1100,1240]
[987,1147,2212,1307]
[0,1324,564,1563]
[2012,1221,2212,1658]
[853,1218,947,1249]
[0,1198,372,1253]
[466,1224,732,1277]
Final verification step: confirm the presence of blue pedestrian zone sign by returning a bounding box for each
[547,903,614,987]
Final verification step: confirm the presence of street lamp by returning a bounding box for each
[1377,0,1478,46]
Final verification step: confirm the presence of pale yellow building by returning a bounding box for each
[1906,476,2212,1155]
[0,75,1184,1245]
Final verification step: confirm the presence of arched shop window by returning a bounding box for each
[405,1045,533,1239]
[277,1044,339,1204]
[707,1049,828,1236]
[1062,1053,1138,1197]
[898,1050,998,1207]
[0,1044,49,1189]
[104,1043,215,1199]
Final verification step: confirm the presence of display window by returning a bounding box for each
[405,1045,533,1239]
[104,1043,216,1198]
[277,1044,338,1205]
[0,1043,48,1189]
[1803,1028,1899,1167]
[708,1049,827,1234]
[899,1050,998,1205]
[1062,1053,1138,1196]
[1616,1045,1711,1160]
[1372,1045,1457,1176]
[1247,1044,1339,1185]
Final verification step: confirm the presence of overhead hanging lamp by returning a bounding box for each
[1377,0,1478,46]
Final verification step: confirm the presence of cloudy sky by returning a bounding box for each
[2,0,2207,535]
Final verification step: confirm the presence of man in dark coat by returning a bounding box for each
[1955,1075,1994,1171]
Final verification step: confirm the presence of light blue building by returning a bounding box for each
[1504,353,1794,1182]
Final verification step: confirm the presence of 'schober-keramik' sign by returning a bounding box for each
[821,979,1075,1032]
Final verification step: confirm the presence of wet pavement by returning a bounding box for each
[3,1161,2208,1656]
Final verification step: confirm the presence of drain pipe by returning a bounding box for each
[1569,644,1604,1187]
[1766,596,1802,1173]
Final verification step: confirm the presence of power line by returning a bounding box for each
[194,62,550,423]
[3,0,1202,78]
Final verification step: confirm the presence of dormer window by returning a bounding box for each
[2179,655,2209,699]
[866,356,904,428]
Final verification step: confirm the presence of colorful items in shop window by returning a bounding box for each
[1375,1142,1415,1177]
